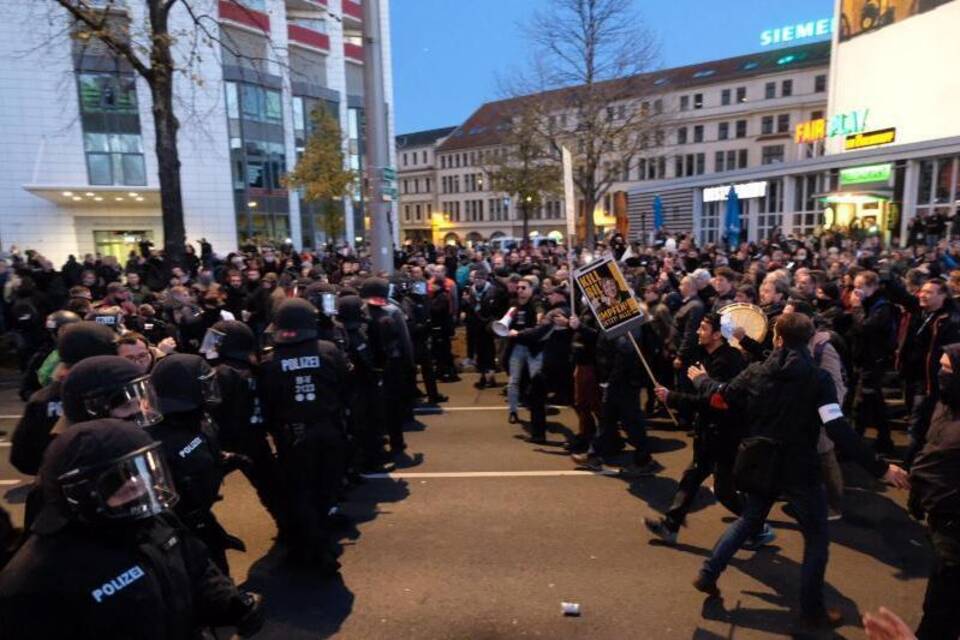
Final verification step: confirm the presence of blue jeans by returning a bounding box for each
[507,345,543,413]
[700,484,830,616]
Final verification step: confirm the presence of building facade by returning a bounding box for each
[396,42,830,246]
[628,0,960,247]
[0,0,395,264]
[395,126,455,242]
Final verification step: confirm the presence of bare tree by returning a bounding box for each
[516,0,665,248]
[485,104,562,243]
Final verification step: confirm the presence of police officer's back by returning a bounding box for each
[0,419,264,639]
[258,298,348,571]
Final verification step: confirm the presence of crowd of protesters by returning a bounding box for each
[0,223,957,638]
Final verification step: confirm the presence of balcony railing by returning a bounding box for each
[218,0,270,32]
[288,24,330,51]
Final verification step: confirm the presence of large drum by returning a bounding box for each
[719,303,768,349]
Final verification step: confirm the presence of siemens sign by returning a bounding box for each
[761,18,834,47]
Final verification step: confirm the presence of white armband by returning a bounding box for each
[818,403,843,424]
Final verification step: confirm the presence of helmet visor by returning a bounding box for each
[60,444,178,522]
[199,328,225,360]
[83,376,163,428]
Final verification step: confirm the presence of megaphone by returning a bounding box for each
[492,307,517,337]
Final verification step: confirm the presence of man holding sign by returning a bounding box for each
[571,257,662,477]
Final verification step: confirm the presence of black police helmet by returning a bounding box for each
[273,298,319,344]
[359,277,390,300]
[209,320,256,361]
[151,353,220,414]
[32,418,177,535]
[46,310,81,334]
[61,355,159,426]
[337,294,366,330]
[58,321,117,366]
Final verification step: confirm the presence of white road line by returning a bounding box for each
[0,480,20,486]
[363,469,620,479]
[0,415,22,420]
[415,405,569,413]
[0,442,10,448]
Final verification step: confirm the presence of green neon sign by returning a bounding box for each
[839,163,892,186]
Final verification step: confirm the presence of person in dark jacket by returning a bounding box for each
[258,298,349,573]
[149,354,238,575]
[850,270,899,454]
[10,321,117,477]
[902,279,960,466]
[908,343,960,640]
[505,276,546,435]
[646,312,761,545]
[572,322,662,477]
[0,419,263,639]
[690,313,909,629]
[568,310,601,453]
[202,321,283,531]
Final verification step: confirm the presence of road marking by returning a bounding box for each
[415,405,569,414]
[363,469,620,479]
[0,415,22,420]
[0,480,20,486]
[0,442,10,448]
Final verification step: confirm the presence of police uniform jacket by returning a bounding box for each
[10,382,63,476]
[259,339,349,429]
[0,517,248,640]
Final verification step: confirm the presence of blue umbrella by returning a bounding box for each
[653,195,664,231]
[724,186,741,249]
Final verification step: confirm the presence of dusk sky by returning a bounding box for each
[390,0,835,134]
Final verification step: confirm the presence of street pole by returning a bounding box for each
[362,0,394,274]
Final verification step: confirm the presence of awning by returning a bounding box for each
[23,184,160,209]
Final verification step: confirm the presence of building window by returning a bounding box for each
[693,125,703,143]
[695,153,705,175]
[402,153,408,166]
[679,95,689,111]
[726,150,736,170]
[761,116,774,135]
[674,155,683,177]
[777,113,790,133]
[781,79,793,97]
[761,144,785,165]
[815,74,827,93]
[84,133,146,186]
[685,154,694,176]
[715,150,725,173]
[677,127,687,144]
[693,93,703,109]
[765,82,776,99]
[736,86,747,103]
[654,99,663,114]
[735,119,747,138]
[718,122,729,140]
[77,72,146,186]
[738,149,748,168]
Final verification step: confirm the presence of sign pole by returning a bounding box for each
[626,332,679,427]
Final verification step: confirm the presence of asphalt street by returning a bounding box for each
[0,372,931,639]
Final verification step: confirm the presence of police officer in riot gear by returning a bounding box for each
[361,278,416,456]
[11,321,116,476]
[19,309,81,400]
[304,282,349,350]
[258,298,350,572]
[201,321,283,531]
[339,294,389,471]
[60,355,163,429]
[404,276,446,404]
[0,419,264,639]
[150,353,239,575]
